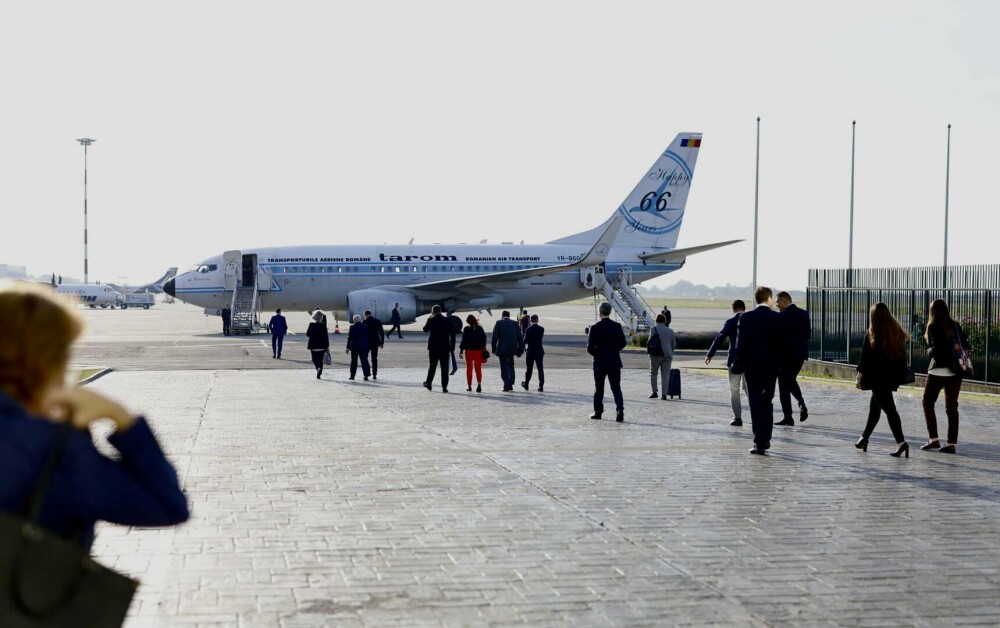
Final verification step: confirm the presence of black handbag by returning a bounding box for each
[482,350,490,361]
[0,425,138,627]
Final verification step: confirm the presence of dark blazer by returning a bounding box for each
[221,307,231,322]
[926,321,969,374]
[459,325,487,351]
[707,312,742,369]
[781,304,811,365]
[423,313,455,352]
[346,321,370,353]
[0,392,189,551]
[524,324,545,356]
[735,304,786,377]
[491,318,523,355]
[857,337,907,390]
[587,317,627,368]
[306,322,330,350]
[391,308,401,325]
[267,314,288,336]
[364,316,385,347]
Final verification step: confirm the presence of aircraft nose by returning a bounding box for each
[163,277,176,297]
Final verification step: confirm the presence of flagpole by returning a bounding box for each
[752,116,760,293]
[847,121,856,363]
[849,120,856,282]
[943,123,951,291]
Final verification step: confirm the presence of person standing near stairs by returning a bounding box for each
[221,306,231,336]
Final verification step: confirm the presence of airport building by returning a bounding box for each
[0,264,27,279]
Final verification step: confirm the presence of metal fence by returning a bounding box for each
[807,265,1000,386]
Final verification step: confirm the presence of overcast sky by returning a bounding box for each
[1,0,997,290]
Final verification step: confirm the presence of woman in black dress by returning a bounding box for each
[855,302,910,458]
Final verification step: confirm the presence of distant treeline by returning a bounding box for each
[638,280,806,302]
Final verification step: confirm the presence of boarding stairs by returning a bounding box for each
[601,267,655,334]
[229,277,260,335]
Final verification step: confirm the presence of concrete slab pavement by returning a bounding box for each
[87,366,1000,626]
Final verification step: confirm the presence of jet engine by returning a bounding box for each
[347,289,417,323]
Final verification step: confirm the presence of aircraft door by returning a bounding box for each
[258,263,272,291]
[223,250,241,291]
[242,254,258,287]
[580,266,607,290]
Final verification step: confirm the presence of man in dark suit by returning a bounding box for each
[345,315,371,381]
[267,308,288,359]
[706,299,746,426]
[221,306,231,336]
[423,305,455,392]
[387,303,403,339]
[521,314,545,392]
[776,291,810,425]
[491,311,523,392]
[588,302,628,422]
[363,310,385,380]
[735,286,786,455]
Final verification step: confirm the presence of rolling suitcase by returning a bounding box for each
[667,368,682,399]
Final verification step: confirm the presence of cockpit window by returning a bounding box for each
[188,264,219,274]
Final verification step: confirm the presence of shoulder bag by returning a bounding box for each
[951,325,974,376]
[0,425,138,627]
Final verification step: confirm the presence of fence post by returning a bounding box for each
[909,290,915,369]
[986,290,992,383]
[820,290,826,360]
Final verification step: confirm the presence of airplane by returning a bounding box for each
[52,282,124,308]
[107,267,178,295]
[164,133,742,328]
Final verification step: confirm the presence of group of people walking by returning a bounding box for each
[706,287,970,456]
[265,291,972,456]
[855,298,970,456]
[422,306,545,394]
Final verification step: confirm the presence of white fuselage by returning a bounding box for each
[171,243,681,319]
[55,284,124,307]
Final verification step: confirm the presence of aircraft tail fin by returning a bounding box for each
[548,133,702,252]
[152,267,178,289]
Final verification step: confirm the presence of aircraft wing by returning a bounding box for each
[638,239,743,264]
[398,215,623,295]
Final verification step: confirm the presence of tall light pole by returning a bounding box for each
[76,138,96,284]
[847,121,857,363]
[752,116,761,293]
[943,124,951,291]
[848,121,856,282]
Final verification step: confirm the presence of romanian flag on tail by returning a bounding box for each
[681,138,702,148]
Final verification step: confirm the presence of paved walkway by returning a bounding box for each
[89,367,1000,627]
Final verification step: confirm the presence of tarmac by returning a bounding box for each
[74,302,1000,627]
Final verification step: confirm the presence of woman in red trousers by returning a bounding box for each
[459,314,487,392]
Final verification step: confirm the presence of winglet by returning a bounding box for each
[576,214,623,267]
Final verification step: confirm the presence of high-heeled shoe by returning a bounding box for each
[855,437,868,452]
[920,440,941,450]
[940,444,956,454]
[891,442,909,458]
